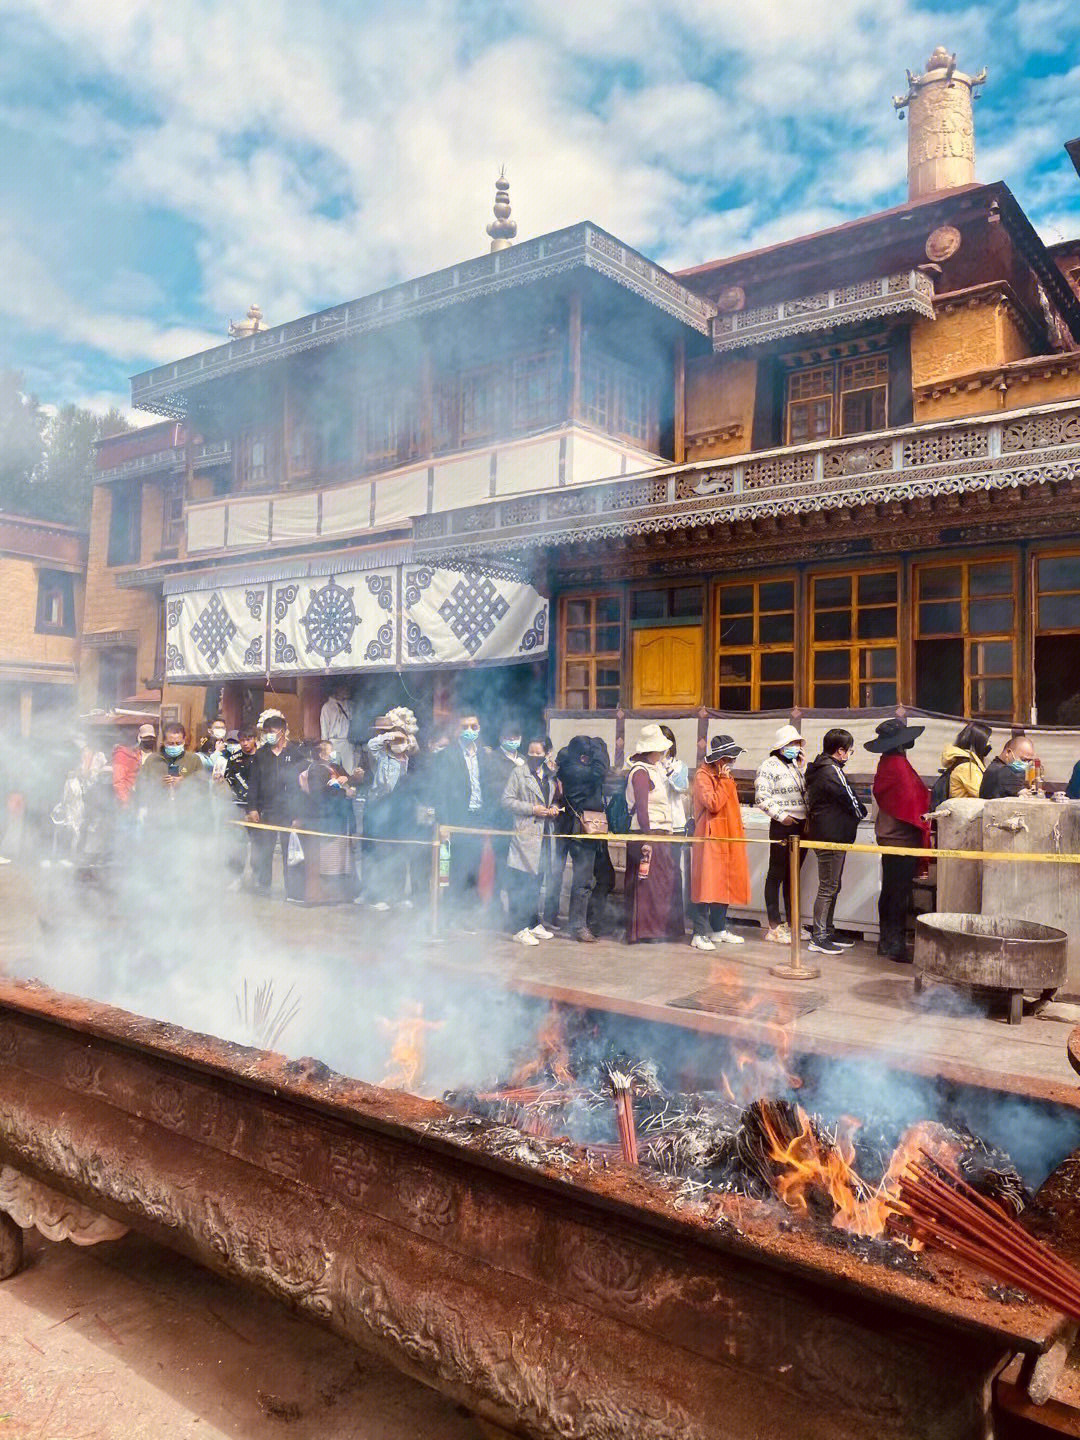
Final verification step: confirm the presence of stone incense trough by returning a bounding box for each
[1,976,1079,1440]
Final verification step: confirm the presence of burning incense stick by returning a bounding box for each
[609,1070,639,1166]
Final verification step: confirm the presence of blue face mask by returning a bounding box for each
[781,746,801,761]
[501,738,521,753]
[460,728,480,745]
[1009,757,1029,773]
[163,744,184,759]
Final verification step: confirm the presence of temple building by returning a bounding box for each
[82,50,1080,771]
[0,514,85,736]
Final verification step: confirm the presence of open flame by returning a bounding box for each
[510,1006,574,1088]
[380,1003,443,1092]
[711,964,803,1105]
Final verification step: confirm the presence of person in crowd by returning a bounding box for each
[223,727,257,888]
[937,721,993,801]
[503,737,561,944]
[111,727,147,809]
[865,717,931,964]
[300,739,356,903]
[362,707,419,909]
[659,723,691,898]
[555,734,609,943]
[805,729,867,956]
[245,715,301,895]
[135,722,207,857]
[434,710,499,929]
[624,724,685,945]
[754,723,807,944]
[1067,754,1080,800]
[979,733,1038,799]
[197,718,230,781]
[320,683,355,772]
[586,737,618,937]
[541,737,568,930]
[490,722,526,924]
[689,735,749,950]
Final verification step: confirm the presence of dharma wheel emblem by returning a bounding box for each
[298,579,361,662]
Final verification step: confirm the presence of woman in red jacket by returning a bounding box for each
[865,717,930,964]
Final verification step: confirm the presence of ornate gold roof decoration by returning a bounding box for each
[228,304,267,340]
[486,168,517,253]
[894,47,987,201]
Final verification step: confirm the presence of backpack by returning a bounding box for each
[928,760,961,812]
[605,786,632,836]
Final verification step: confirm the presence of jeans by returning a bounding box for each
[543,837,569,924]
[879,853,919,956]
[565,836,597,933]
[507,867,541,933]
[364,794,405,904]
[252,826,290,892]
[587,842,615,934]
[691,901,728,937]
[812,849,846,939]
[764,821,806,927]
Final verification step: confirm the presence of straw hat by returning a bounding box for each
[630,723,673,756]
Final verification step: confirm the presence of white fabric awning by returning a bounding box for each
[164,563,547,682]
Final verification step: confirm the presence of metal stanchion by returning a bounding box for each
[769,834,819,981]
[427,824,444,942]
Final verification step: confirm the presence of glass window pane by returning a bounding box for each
[719,616,754,646]
[596,626,622,653]
[596,668,621,689]
[718,585,754,615]
[671,586,704,618]
[814,650,850,680]
[759,613,794,645]
[565,601,588,626]
[596,689,620,709]
[968,599,1013,635]
[970,679,1012,716]
[919,601,963,635]
[597,596,622,624]
[857,606,897,640]
[858,571,898,605]
[718,654,751,683]
[970,640,1012,675]
[864,682,898,706]
[860,647,897,679]
[566,629,590,653]
[918,566,961,600]
[1039,595,1080,631]
[633,590,666,621]
[718,686,752,711]
[815,610,851,642]
[1038,556,1080,593]
[814,684,851,708]
[564,663,588,688]
[969,563,1012,597]
[761,651,794,681]
[565,690,588,708]
[759,581,794,612]
[760,685,795,711]
[815,575,851,608]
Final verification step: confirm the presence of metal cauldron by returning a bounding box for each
[914,912,1068,1024]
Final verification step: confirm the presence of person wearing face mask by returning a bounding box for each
[136,722,207,839]
[111,724,156,809]
[689,735,750,950]
[434,711,498,929]
[363,709,420,910]
[198,717,229,764]
[805,729,868,956]
[979,733,1038,799]
[754,724,808,944]
[624,725,685,945]
[502,737,560,943]
[246,715,301,896]
[866,717,931,964]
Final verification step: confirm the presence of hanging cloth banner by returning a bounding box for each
[164,566,547,681]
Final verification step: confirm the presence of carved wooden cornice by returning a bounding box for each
[710,271,935,354]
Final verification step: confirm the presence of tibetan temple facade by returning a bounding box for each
[80,49,1080,771]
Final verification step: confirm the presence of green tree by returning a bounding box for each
[0,370,47,516]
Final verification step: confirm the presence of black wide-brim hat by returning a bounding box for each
[705,734,743,764]
[864,716,925,753]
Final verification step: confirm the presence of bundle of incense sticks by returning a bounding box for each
[610,1072,639,1166]
[892,1150,1080,1319]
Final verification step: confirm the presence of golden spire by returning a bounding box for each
[486,168,517,253]
[228,304,266,339]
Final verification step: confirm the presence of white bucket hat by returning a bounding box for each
[772,723,804,751]
[630,723,673,756]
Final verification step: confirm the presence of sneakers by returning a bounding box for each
[690,934,716,951]
[530,924,554,940]
[808,935,843,955]
[370,900,390,912]
[573,929,599,944]
[826,932,856,950]
[514,928,541,946]
[764,926,788,945]
[712,929,745,945]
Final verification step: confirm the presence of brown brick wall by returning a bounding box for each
[0,556,80,670]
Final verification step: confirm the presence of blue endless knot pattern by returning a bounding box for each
[365,622,394,663]
[244,588,265,621]
[243,635,264,669]
[166,599,182,630]
[403,568,434,607]
[189,593,237,671]
[518,607,547,653]
[405,620,435,659]
[273,630,298,666]
[298,580,361,662]
[366,573,395,613]
[437,575,509,657]
[274,584,299,623]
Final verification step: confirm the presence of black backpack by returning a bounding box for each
[929,760,961,812]
[605,786,632,836]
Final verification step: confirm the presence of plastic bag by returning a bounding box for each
[287,832,305,865]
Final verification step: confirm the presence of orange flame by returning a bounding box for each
[380,1003,443,1092]
[710,963,802,1104]
[511,1006,574,1088]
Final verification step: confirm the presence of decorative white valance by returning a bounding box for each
[164,565,547,682]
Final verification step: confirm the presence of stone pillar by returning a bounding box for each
[894,47,986,201]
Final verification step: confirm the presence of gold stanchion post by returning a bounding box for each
[770,834,820,981]
[429,824,444,941]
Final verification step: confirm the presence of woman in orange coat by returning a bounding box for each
[690,734,750,952]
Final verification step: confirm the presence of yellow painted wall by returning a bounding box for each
[0,556,81,670]
[685,355,756,460]
[910,305,1006,386]
[914,364,1080,423]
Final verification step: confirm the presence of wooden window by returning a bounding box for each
[714,577,796,711]
[558,592,624,709]
[432,351,562,454]
[359,385,419,470]
[810,569,898,708]
[35,569,75,636]
[786,352,888,444]
[914,559,1016,720]
[236,431,275,490]
[161,478,184,552]
[582,349,657,448]
[106,483,142,566]
[1034,551,1080,725]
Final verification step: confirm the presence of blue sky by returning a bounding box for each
[1,0,1078,420]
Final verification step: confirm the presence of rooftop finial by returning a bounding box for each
[486,168,517,253]
[894,47,987,201]
[228,303,266,339]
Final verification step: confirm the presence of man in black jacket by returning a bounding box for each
[433,710,499,928]
[805,728,868,955]
[979,734,1037,799]
[245,716,301,894]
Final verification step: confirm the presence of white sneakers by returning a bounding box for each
[690,934,715,951]
[764,923,792,945]
[531,924,554,939]
[514,928,541,946]
[370,900,390,911]
[712,929,744,945]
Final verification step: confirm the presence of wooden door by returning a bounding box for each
[631,626,703,707]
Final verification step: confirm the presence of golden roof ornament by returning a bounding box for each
[894,46,987,202]
[486,168,517,253]
[228,304,266,340]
